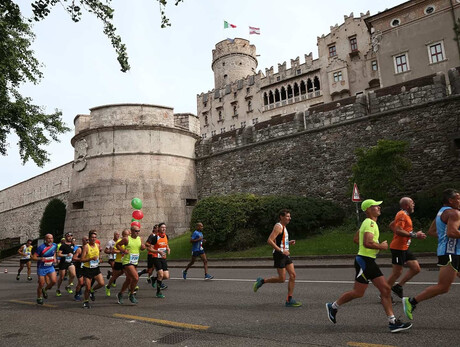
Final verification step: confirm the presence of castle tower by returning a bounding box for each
[64,104,200,242]
[212,38,258,89]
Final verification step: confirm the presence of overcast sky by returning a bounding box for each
[1,0,404,190]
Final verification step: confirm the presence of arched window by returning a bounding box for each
[300,81,306,95]
[307,78,313,92]
[314,76,320,90]
[275,89,280,102]
[247,101,252,111]
[269,90,274,104]
[281,86,287,100]
[263,92,268,106]
[233,105,238,116]
[293,82,299,97]
[287,85,293,99]
[204,115,208,124]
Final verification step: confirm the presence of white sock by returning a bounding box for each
[332,302,339,310]
[388,315,396,324]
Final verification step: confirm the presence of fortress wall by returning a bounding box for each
[0,163,72,243]
[196,90,460,206]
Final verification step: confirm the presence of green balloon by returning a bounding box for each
[131,218,140,222]
[131,198,143,210]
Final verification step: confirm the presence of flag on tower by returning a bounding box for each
[249,26,260,35]
[224,21,237,29]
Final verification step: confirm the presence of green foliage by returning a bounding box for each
[39,198,67,239]
[0,1,70,166]
[351,139,411,202]
[190,194,345,251]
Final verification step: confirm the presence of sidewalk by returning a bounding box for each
[0,253,439,270]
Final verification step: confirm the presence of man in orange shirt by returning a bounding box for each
[386,197,426,299]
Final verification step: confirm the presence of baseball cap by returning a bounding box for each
[361,199,383,211]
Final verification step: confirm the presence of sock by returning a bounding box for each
[388,315,396,324]
[409,297,418,306]
[157,280,162,293]
[287,295,292,302]
[332,302,339,310]
[261,279,265,284]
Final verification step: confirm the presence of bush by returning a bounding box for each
[190,194,345,251]
[39,198,67,239]
[412,182,460,222]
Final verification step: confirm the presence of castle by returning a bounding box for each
[1,0,460,246]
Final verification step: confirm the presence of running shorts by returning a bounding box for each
[273,252,293,269]
[192,250,205,257]
[391,249,417,266]
[82,267,101,279]
[354,255,383,284]
[438,254,460,272]
[37,266,56,277]
[153,258,168,271]
[114,262,123,271]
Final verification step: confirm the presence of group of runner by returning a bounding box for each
[16,188,460,332]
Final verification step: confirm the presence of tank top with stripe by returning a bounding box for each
[436,206,460,256]
[273,222,289,254]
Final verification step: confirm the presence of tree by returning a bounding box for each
[39,198,67,239]
[351,139,412,202]
[1,0,70,166]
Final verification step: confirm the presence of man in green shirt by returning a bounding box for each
[326,199,412,333]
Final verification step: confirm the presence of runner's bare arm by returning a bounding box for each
[363,232,388,250]
[267,224,283,253]
[427,220,437,238]
[446,210,460,239]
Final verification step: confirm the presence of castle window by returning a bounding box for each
[294,83,300,97]
[275,89,280,102]
[349,36,358,52]
[269,91,274,104]
[276,76,281,81]
[314,76,320,90]
[296,69,301,75]
[287,85,293,98]
[186,199,197,206]
[218,111,223,120]
[201,133,207,139]
[241,121,246,128]
[307,78,313,92]
[246,87,250,93]
[247,100,252,111]
[220,127,226,134]
[252,118,258,125]
[233,105,238,116]
[230,124,235,131]
[390,18,400,27]
[72,201,84,210]
[204,115,208,125]
[281,86,287,100]
[371,60,378,71]
[263,92,268,106]
[424,5,435,14]
[300,81,306,95]
[394,53,409,73]
[328,45,337,57]
[428,42,445,64]
[211,130,216,136]
[333,71,343,82]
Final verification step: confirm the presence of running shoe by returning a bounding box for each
[391,284,403,299]
[326,303,337,324]
[151,278,157,289]
[156,291,165,299]
[389,319,412,333]
[134,285,139,294]
[90,289,95,301]
[56,289,62,297]
[74,293,82,301]
[106,271,111,280]
[37,297,43,305]
[129,293,138,304]
[117,292,123,304]
[105,285,111,297]
[138,269,147,277]
[69,282,74,286]
[65,286,73,294]
[27,276,32,281]
[285,298,302,307]
[16,274,20,281]
[160,283,168,290]
[402,297,415,320]
[147,276,152,284]
[253,277,264,292]
[182,270,187,280]
[42,288,48,299]
[204,273,214,280]
[83,301,90,309]
[111,282,116,288]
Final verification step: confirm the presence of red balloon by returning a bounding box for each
[131,221,141,228]
[132,210,144,220]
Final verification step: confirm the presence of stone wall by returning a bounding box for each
[195,74,460,206]
[0,163,72,243]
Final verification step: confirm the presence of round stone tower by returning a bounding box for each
[64,104,200,242]
[212,38,258,89]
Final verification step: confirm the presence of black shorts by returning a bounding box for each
[122,263,138,269]
[19,259,31,264]
[354,255,384,284]
[75,264,83,278]
[82,267,101,279]
[114,262,123,271]
[147,254,155,269]
[391,249,417,266]
[438,255,460,272]
[108,259,115,265]
[273,252,293,269]
[153,258,168,271]
[58,261,74,271]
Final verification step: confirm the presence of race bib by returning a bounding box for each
[90,259,99,268]
[129,253,139,265]
[157,248,166,258]
[65,254,73,263]
[43,257,54,266]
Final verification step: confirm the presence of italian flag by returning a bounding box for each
[224,21,237,29]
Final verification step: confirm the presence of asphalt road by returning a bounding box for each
[0,265,459,347]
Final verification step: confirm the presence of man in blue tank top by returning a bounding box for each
[32,233,58,305]
[403,189,460,320]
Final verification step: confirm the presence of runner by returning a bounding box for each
[32,234,58,305]
[386,197,426,299]
[147,222,170,298]
[116,225,145,304]
[253,209,301,307]
[139,224,159,284]
[72,236,88,301]
[105,229,129,297]
[80,230,105,308]
[17,239,33,281]
[403,189,460,320]
[182,222,213,280]
[104,231,120,281]
[326,199,412,332]
[56,232,76,296]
